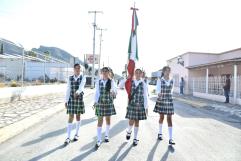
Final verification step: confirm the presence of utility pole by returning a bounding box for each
[88,10,103,88]
[96,27,107,76]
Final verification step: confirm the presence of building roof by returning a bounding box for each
[167,47,241,68]
[167,47,241,62]
[186,58,241,69]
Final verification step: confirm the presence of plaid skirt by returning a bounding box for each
[125,104,147,120]
[67,98,85,115]
[153,98,174,115]
[95,103,116,117]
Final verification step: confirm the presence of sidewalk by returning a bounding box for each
[174,94,241,119]
[0,88,94,144]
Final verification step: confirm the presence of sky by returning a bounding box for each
[0,0,241,76]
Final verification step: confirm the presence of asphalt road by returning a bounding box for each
[0,90,240,161]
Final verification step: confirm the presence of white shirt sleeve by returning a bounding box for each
[156,78,161,94]
[143,81,149,109]
[118,79,126,89]
[111,79,117,94]
[94,79,100,103]
[76,75,86,95]
[65,77,71,103]
[171,80,174,94]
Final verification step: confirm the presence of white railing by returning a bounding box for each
[193,77,206,93]
[237,75,241,99]
[193,75,241,99]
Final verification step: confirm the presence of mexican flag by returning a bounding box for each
[125,9,139,100]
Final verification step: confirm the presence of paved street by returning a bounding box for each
[0,89,241,161]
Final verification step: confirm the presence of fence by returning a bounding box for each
[0,54,73,87]
[192,75,241,99]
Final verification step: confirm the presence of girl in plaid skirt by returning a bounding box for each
[94,67,117,149]
[153,66,175,145]
[64,64,86,146]
[125,69,148,146]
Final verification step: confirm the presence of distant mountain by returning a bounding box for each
[0,38,23,56]
[32,46,84,66]
[0,38,84,66]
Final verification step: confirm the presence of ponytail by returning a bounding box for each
[160,72,164,78]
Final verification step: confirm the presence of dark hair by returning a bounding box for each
[74,63,80,68]
[160,72,164,78]
[160,66,171,78]
[135,68,142,73]
[101,67,110,72]
[101,67,111,92]
[162,66,171,73]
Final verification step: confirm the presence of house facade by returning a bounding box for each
[167,48,241,105]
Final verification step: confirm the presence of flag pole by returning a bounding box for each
[125,3,139,100]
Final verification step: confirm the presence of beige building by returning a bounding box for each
[167,48,241,105]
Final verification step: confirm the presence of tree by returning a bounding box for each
[44,51,51,61]
[28,51,37,57]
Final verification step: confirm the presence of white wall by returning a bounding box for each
[0,59,22,80]
[187,53,218,67]
[219,49,241,61]
[167,55,190,94]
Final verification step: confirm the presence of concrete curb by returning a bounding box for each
[0,90,94,144]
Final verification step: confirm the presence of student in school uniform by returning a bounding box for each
[64,63,86,145]
[94,67,117,149]
[141,71,149,96]
[153,66,175,145]
[108,68,117,100]
[125,68,148,146]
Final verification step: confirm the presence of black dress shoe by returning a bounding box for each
[158,134,163,140]
[73,135,79,142]
[169,139,175,145]
[95,141,101,149]
[64,138,71,146]
[126,131,132,140]
[133,139,139,146]
[104,136,109,142]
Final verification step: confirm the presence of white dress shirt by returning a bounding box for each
[156,77,174,95]
[94,79,117,103]
[65,74,86,103]
[134,79,149,109]
[118,78,126,89]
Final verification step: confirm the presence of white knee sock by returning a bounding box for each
[97,127,102,142]
[105,125,110,137]
[127,125,133,133]
[67,123,73,139]
[75,121,81,136]
[168,127,173,140]
[159,123,163,134]
[134,127,139,140]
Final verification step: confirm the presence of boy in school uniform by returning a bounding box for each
[125,68,148,146]
[64,64,86,145]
